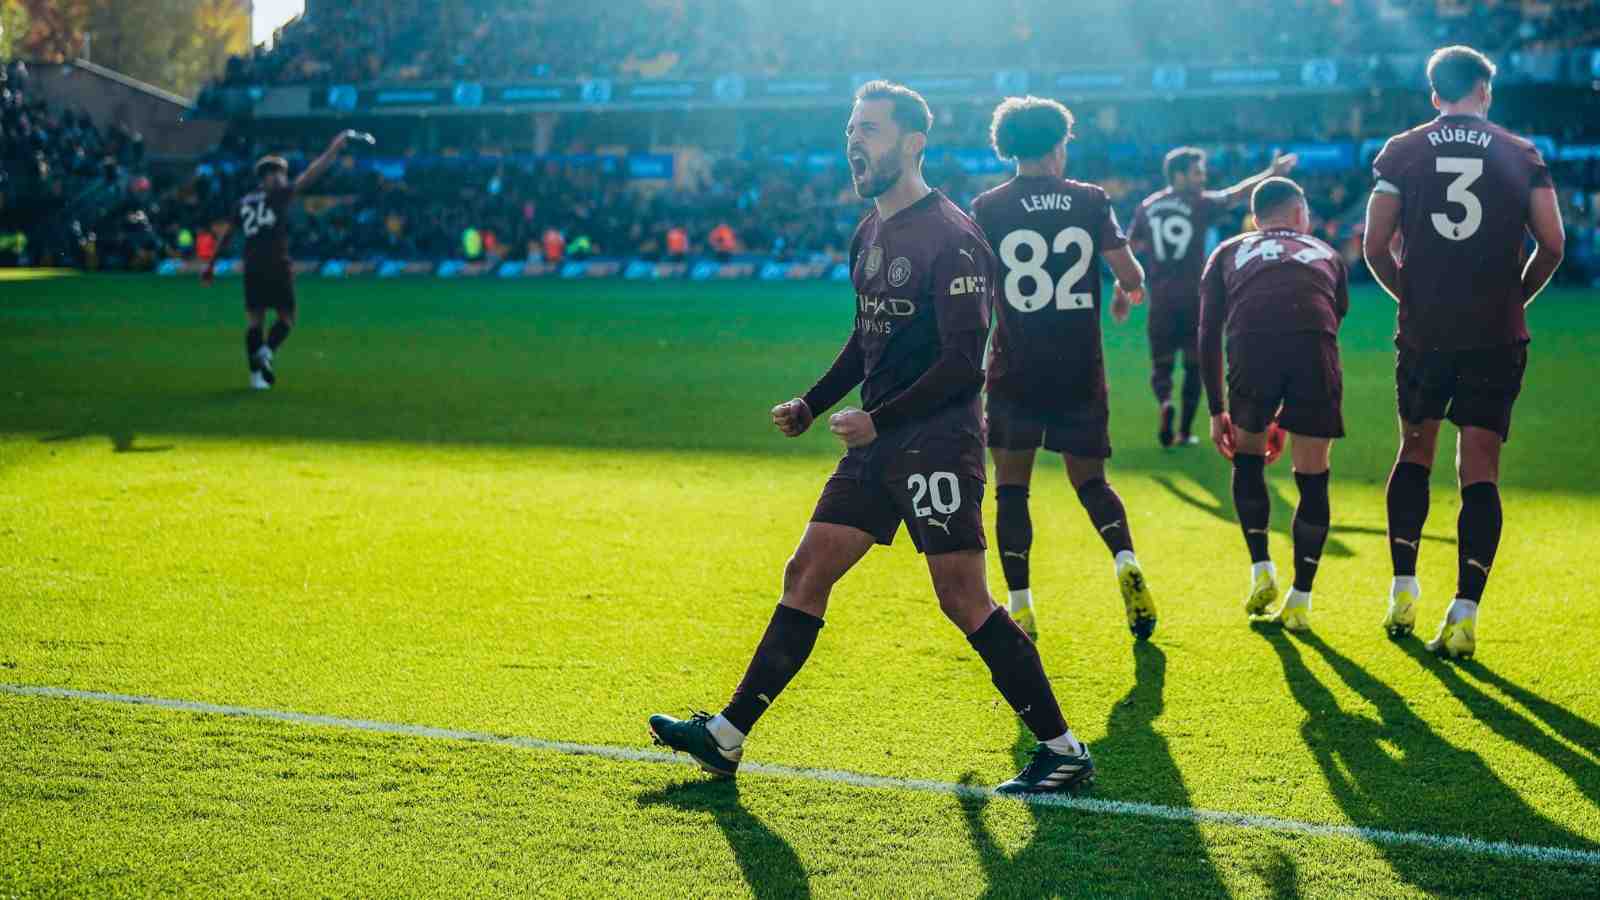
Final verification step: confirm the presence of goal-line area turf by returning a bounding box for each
[3,273,1598,896]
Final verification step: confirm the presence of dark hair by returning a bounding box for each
[1163,146,1206,184]
[989,96,1075,162]
[1427,45,1496,103]
[1250,176,1306,221]
[255,155,289,179]
[853,80,933,137]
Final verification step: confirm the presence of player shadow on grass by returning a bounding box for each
[39,428,173,454]
[1398,641,1600,817]
[636,780,810,900]
[1258,627,1600,892]
[1151,466,1455,561]
[955,643,1231,897]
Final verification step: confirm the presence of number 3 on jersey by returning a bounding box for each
[1431,156,1483,242]
[997,227,1093,313]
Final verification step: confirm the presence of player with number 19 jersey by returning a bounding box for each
[974,176,1128,457]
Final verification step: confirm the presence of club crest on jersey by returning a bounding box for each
[887,256,912,288]
[864,246,883,278]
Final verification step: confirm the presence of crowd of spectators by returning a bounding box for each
[210,0,1600,88]
[12,82,1580,286]
[0,60,163,269]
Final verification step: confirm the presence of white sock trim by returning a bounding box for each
[1252,560,1277,582]
[1044,729,1083,756]
[1285,588,1312,610]
[706,713,745,749]
[1446,598,1479,623]
[1392,576,1421,600]
[1114,550,1138,572]
[1008,589,1033,611]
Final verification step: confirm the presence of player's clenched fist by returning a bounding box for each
[828,408,877,448]
[1111,282,1141,324]
[771,398,814,437]
[1209,412,1236,460]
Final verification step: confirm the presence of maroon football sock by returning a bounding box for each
[266,320,292,351]
[1075,478,1133,556]
[994,485,1032,591]
[1151,355,1175,405]
[1457,482,1502,603]
[1232,453,1271,563]
[1179,364,1203,436]
[1292,471,1331,592]
[967,608,1069,742]
[720,603,823,735]
[245,326,264,369]
[1386,462,1430,577]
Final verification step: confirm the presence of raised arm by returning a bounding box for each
[293,131,353,194]
[1363,191,1403,303]
[1209,152,1298,208]
[1522,186,1565,306]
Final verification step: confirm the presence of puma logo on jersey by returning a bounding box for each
[1392,537,1420,550]
[927,516,953,535]
[958,247,976,265]
[1467,558,1492,575]
[1002,551,1028,560]
[1099,521,1123,535]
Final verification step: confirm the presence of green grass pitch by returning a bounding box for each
[3,272,1599,897]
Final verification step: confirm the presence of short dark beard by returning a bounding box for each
[854,150,903,200]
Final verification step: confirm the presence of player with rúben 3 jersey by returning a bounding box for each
[970,96,1157,642]
[1363,45,1565,658]
[1129,147,1298,449]
[202,130,375,390]
[649,82,1097,796]
[1199,178,1350,631]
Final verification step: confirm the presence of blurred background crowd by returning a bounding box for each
[5,0,1600,281]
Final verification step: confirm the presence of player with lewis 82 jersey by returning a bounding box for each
[648,82,1097,797]
[1363,45,1565,658]
[970,96,1156,642]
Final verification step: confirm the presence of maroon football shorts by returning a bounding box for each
[1397,341,1527,441]
[810,434,986,556]
[244,271,297,315]
[1147,299,1199,362]
[1226,331,1344,438]
[985,392,1112,459]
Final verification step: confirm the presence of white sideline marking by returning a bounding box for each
[6,682,1600,868]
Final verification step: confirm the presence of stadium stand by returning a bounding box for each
[0,60,162,269]
[7,2,1600,281]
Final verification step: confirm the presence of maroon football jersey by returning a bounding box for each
[849,190,993,430]
[1129,187,1226,311]
[972,174,1127,414]
[1199,229,1349,346]
[1372,114,1553,351]
[235,185,294,278]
